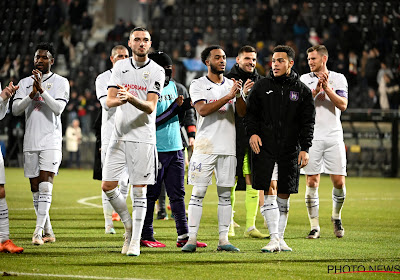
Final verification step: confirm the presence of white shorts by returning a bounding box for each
[101,143,129,186]
[303,140,347,176]
[188,154,236,187]
[24,150,62,178]
[0,150,5,184]
[102,140,157,185]
[271,162,278,181]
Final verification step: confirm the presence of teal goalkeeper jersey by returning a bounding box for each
[156,81,183,152]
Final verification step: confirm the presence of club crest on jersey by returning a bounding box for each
[46,83,53,90]
[154,81,161,91]
[289,91,299,101]
[143,71,150,80]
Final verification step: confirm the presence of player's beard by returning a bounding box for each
[34,63,50,74]
[210,63,224,75]
[133,48,149,57]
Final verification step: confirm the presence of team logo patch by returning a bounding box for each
[289,91,299,101]
[143,71,150,80]
[154,81,161,91]
[46,83,52,90]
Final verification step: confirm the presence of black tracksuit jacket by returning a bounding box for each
[244,69,315,193]
[226,64,263,190]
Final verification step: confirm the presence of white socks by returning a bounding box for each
[102,191,114,227]
[217,186,232,246]
[36,182,53,235]
[0,197,9,242]
[104,187,131,232]
[260,195,279,240]
[130,187,147,242]
[332,186,346,219]
[277,197,289,239]
[305,186,320,230]
[187,186,207,244]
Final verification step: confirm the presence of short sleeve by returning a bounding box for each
[55,77,70,103]
[107,60,122,89]
[335,74,348,99]
[148,67,165,97]
[189,79,204,104]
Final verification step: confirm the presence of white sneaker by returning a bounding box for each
[279,239,292,251]
[126,239,140,256]
[105,225,116,234]
[261,238,280,253]
[42,231,56,243]
[121,231,132,254]
[32,233,44,246]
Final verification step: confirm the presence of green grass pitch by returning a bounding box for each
[1,168,400,279]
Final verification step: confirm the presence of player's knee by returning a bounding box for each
[102,181,118,192]
[0,185,5,198]
[307,177,319,188]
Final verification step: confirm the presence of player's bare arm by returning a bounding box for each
[117,84,158,114]
[194,79,242,117]
[318,72,348,111]
[106,86,127,108]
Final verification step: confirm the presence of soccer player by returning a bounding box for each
[245,45,315,252]
[300,45,348,239]
[101,27,165,257]
[12,43,70,245]
[225,45,268,238]
[0,82,24,253]
[95,45,130,234]
[181,45,246,253]
[140,51,207,249]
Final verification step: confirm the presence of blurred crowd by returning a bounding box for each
[0,0,399,142]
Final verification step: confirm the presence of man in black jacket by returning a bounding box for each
[225,45,268,239]
[245,45,315,252]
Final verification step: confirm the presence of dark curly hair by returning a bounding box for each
[35,42,55,58]
[201,45,223,65]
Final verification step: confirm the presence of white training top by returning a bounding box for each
[107,57,165,144]
[300,71,348,141]
[189,76,236,156]
[0,82,10,120]
[95,69,116,148]
[13,72,70,152]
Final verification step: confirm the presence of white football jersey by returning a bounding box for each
[189,76,236,156]
[107,58,165,144]
[300,71,348,141]
[14,72,69,152]
[95,69,116,148]
[0,82,9,120]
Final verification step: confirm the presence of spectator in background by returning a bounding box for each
[203,25,218,46]
[189,26,202,48]
[332,52,348,77]
[364,48,380,90]
[66,119,82,168]
[379,74,400,109]
[366,88,380,109]
[182,42,194,58]
[66,90,79,125]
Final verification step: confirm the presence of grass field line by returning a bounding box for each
[1,271,154,280]
[77,195,103,208]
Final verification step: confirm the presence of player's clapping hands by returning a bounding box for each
[313,73,326,101]
[32,69,44,94]
[116,84,131,104]
[0,81,19,100]
[242,79,255,96]
[228,78,243,100]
